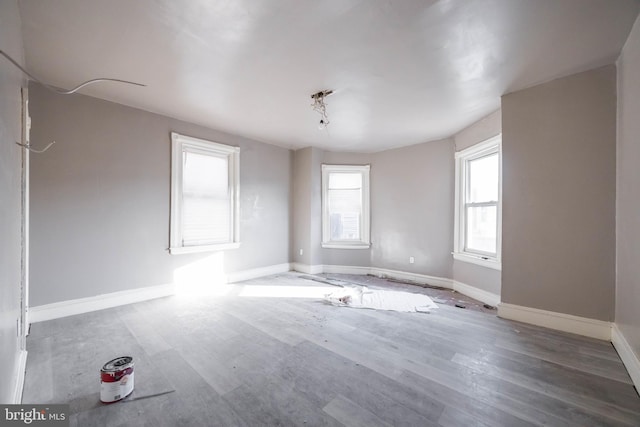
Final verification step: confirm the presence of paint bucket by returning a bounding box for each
[100,356,134,403]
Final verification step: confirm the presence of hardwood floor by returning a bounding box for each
[23,273,640,426]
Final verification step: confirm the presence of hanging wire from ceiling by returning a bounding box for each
[0,49,146,153]
[15,140,55,153]
[311,90,333,130]
[0,49,146,95]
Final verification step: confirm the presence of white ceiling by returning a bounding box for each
[18,0,640,152]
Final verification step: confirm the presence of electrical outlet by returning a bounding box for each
[409,256,415,264]
[299,249,304,256]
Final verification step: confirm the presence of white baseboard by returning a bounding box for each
[292,263,500,308]
[369,267,453,289]
[291,262,323,275]
[322,264,371,275]
[12,350,27,404]
[291,263,454,289]
[226,263,292,283]
[611,323,640,395]
[453,280,501,307]
[29,262,296,323]
[497,303,611,340]
[30,283,176,323]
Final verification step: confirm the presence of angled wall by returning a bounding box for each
[452,110,502,296]
[616,14,640,363]
[292,147,324,268]
[501,65,617,321]
[370,139,454,278]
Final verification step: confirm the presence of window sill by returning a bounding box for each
[170,242,240,254]
[322,242,371,250]
[453,252,501,271]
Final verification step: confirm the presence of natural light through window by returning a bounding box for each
[182,152,230,245]
[454,136,501,270]
[322,165,370,249]
[170,132,240,254]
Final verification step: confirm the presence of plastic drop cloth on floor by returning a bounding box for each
[324,286,438,313]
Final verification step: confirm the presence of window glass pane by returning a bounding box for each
[468,153,498,203]
[466,205,497,254]
[329,172,361,190]
[183,198,230,244]
[183,151,228,196]
[182,150,230,245]
[328,186,361,240]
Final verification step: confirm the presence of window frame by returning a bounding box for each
[453,135,502,270]
[321,164,371,249]
[169,132,240,254]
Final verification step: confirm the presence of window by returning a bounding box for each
[322,164,370,249]
[170,132,240,254]
[454,135,501,270]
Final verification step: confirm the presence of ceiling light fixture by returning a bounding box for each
[311,89,333,130]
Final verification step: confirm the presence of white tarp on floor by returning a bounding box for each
[324,286,438,313]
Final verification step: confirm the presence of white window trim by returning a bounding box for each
[321,164,371,249]
[453,135,502,270]
[169,132,240,255]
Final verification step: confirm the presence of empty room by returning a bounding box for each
[2,0,640,425]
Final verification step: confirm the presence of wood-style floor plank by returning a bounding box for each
[22,272,640,426]
[451,352,640,425]
[323,395,394,427]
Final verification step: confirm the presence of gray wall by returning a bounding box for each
[29,83,291,306]
[452,110,502,296]
[309,148,323,266]
[292,148,312,266]
[453,261,501,297]
[291,147,325,267]
[616,15,640,356]
[371,140,454,278]
[454,110,502,151]
[291,146,325,267]
[0,0,25,403]
[502,65,617,321]
[292,140,454,279]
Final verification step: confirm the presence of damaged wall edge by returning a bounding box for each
[611,324,640,396]
[12,350,27,404]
